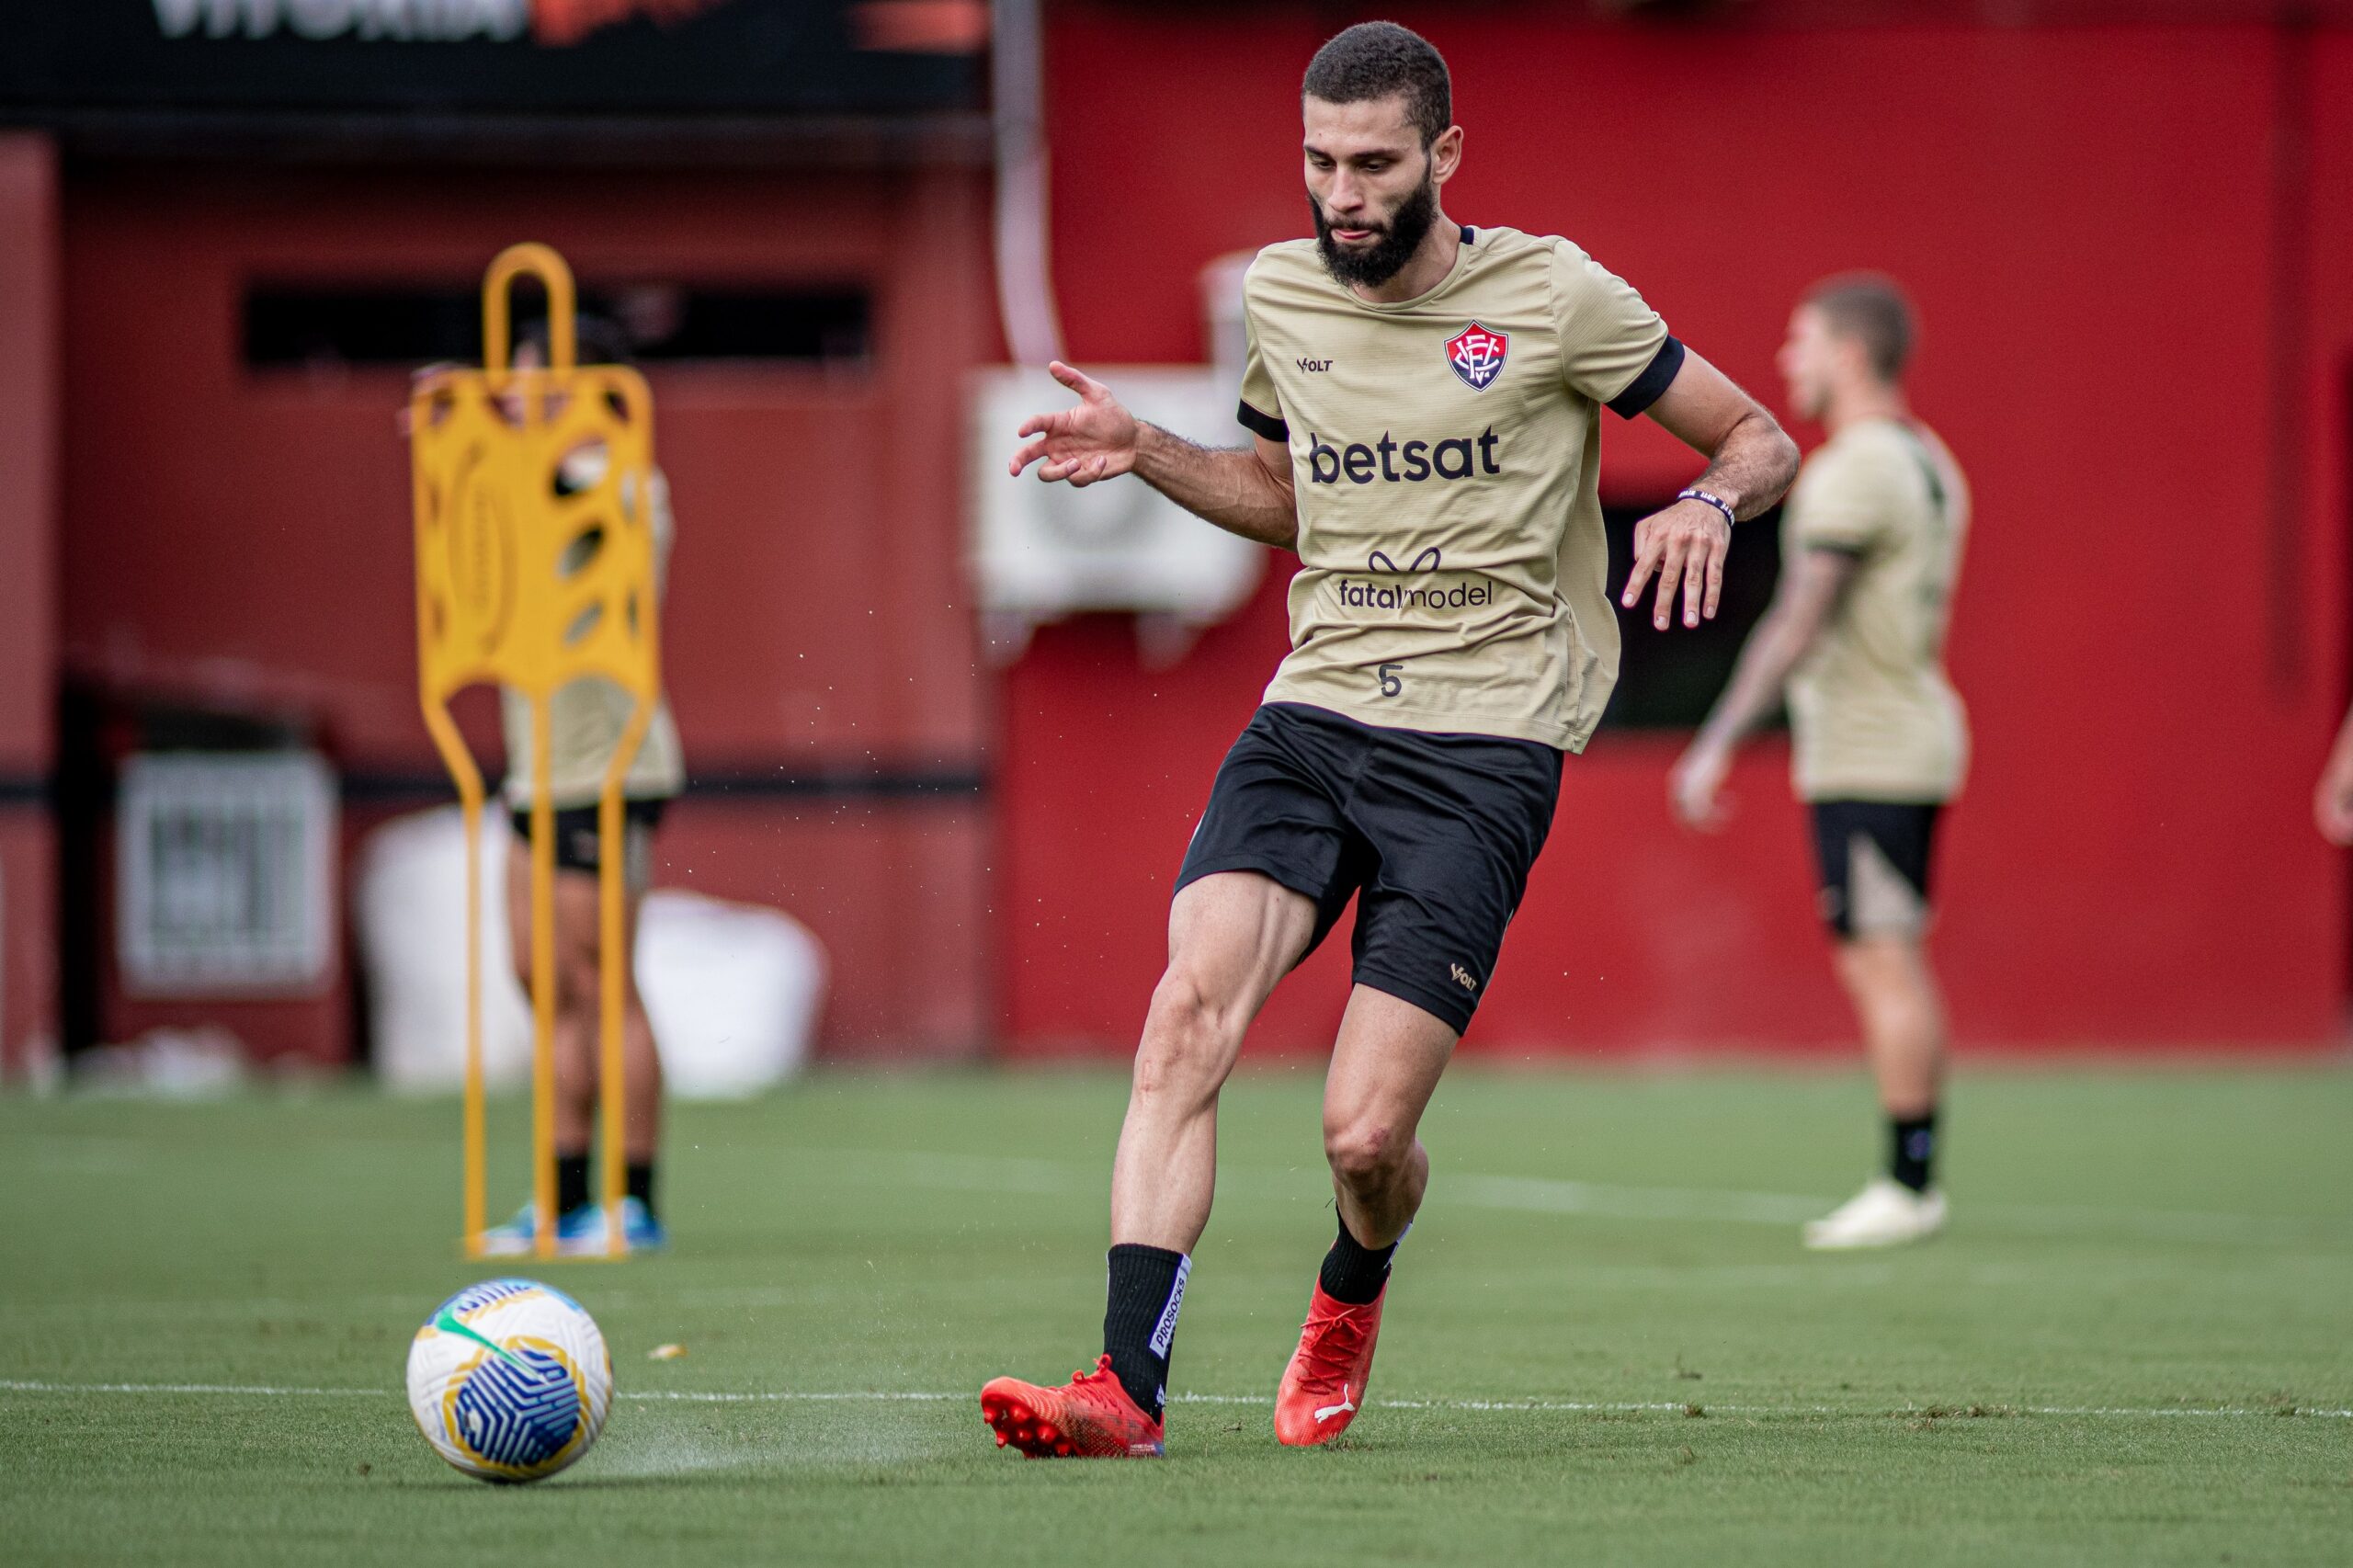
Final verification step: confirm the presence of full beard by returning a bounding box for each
[1311,175,1439,290]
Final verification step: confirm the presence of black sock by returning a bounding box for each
[555,1153,592,1217]
[1889,1110,1938,1193]
[1318,1214,1397,1305]
[626,1161,656,1217]
[1101,1244,1188,1419]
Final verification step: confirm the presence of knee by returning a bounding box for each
[1133,968,1240,1100]
[551,934,606,1016]
[1324,1118,1406,1192]
[1837,941,1934,1009]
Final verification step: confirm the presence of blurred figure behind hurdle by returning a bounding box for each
[479,312,687,1258]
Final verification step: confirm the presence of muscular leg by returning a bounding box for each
[1322,986,1459,1247]
[1834,935,1946,1119]
[1110,871,1317,1251]
[506,841,661,1185]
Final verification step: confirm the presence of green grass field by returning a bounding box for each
[4,1062,2349,1566]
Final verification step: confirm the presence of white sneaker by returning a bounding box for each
[1802,1177,1947,1250]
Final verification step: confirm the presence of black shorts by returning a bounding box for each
[1175,702,1563,1035]
[1810,800,1942,940]
[509,799,667,891]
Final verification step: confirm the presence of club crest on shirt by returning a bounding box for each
[1445,323,1509,391]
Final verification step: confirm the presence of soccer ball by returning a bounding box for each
[406,1278,614,1483]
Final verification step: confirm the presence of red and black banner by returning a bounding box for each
[0,0,986,119]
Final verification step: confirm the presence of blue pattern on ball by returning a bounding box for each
[453,1346,581,1468]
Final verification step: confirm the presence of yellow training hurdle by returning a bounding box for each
[409,243,661,1262]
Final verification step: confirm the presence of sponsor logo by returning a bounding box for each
[1314,1384,1358,1424]
[1307,428,1501,485]
[1336,579,1494,612]
[1146,1256,1190,1358]
[1296,358,1333,373]
[1335,541,1495,617]
[1450,963,1478,993]
[1446,323,1509,391]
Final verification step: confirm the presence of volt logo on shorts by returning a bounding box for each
[1308,429,1502,484]
[1450,963,1479,993]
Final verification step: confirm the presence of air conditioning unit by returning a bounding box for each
[967,364,1267,664]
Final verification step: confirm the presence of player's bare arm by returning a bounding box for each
[1009,359,1298,548]
[1670,549,1855,829]
[1620,352,1800,631]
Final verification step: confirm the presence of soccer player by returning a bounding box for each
[480,317,685,1256]
[979,22,1797,1457]
[1669,275,1969,1251]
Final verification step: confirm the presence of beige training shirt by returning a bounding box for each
[501,448,687,810]
[1782,416,1969,802]
[1237,225,1678,753]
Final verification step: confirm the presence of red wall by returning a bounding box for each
[58,162,995,1059]
[1003,10,2353,1053]
[0,134,60,1080]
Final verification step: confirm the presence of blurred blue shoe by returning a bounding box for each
[558,1196,668,1256]
[477,1200,604,1257]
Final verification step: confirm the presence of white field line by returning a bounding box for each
[2,1379,2344,1421]
[822,1149,2353,1244]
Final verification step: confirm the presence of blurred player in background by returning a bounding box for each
[1671,275,1968,1250]
[978,22,1796,1458]
[2313,704,2353,843]
[481,315,686,1256]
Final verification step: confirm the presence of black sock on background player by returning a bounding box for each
[1102,1244,1189,1418]
[1318,1215,1397,1304]
[556,1152,592,1217]
[1889,1110,1938,1192]
[556,1153,659,1219]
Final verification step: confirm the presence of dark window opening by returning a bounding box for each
[1597,498,1785,732]
[243,283,871,369]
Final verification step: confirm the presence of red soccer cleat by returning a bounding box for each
[980,1354,1165,1459]
[1275,1283,1385,1446]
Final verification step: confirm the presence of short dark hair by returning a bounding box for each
[1802,273,1915,382]
[1302,21,1451,149]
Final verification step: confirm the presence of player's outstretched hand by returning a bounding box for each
[1669,739,1733,832]
[1009,361,1140,488]
[1622,497,1731,632]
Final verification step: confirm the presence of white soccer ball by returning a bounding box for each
[406,1278,614,1483]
